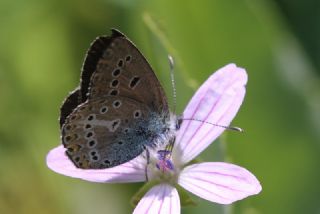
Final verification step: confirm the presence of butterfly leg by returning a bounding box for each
[165,137,175,156]
[145,148,150,182]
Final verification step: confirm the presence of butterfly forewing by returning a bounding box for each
[87,30,169,114]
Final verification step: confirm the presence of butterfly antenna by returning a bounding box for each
[182,118,244,132]
[168,55,177,114]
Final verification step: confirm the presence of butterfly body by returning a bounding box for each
[60,29,178,169]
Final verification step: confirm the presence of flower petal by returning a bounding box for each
[178,162,261,204]
[46,145,146,183]
[175,64,247,164]
[133,184,180,214]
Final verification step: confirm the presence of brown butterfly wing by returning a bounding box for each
[86,29,169,114]
[60,29,170,169]
[62,96,159,169]
[60,30,168,126]
[59,88,81,128]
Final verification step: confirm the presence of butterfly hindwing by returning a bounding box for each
[59,88,81,128]
[62,96,169,169]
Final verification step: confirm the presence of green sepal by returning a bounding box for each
[175,185,197,207]
[130,180,160,207]
[187,158,201,165]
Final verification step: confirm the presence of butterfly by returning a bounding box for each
[59,29,179,169]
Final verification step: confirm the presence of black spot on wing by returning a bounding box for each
[129,76,140,88]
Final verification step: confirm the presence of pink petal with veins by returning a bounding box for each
[178,162,261,204]
[133,184,180,214]
[46,145,146,183]
[175,64,247,164]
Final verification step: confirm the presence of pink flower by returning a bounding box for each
[47,64,261,213]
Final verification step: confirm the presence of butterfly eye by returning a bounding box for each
[176,117,183,129]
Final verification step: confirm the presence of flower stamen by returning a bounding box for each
[156,150,174,172]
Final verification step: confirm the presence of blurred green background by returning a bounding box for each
[1,0,320,213]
